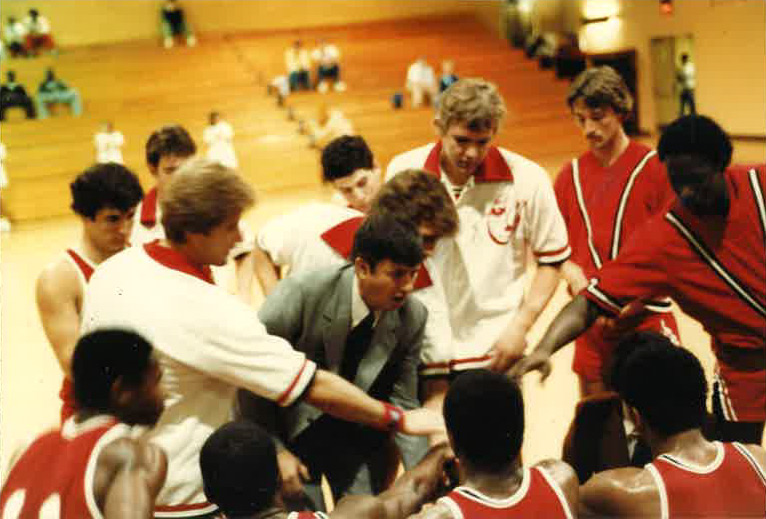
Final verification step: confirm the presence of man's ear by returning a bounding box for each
[148,164,158,177]
[110,376,133,410]
[432,118,444,137]
[354,256,371,279]
[626,404,643,431]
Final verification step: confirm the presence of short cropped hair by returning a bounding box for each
[435,78,507,133]
[321,135,374,182]
[70,163,144,218]
[566,66,633,116]
[72,329,154,412]
[145,125,197,168]
[351,213,424,270]
[161,158,255,243]
[611,332,707,437]
[371,169,458,239]
[200,421,279,516]
[657,115,732,172]
[444,370,524,473]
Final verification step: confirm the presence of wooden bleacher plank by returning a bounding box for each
[1,15,581,221]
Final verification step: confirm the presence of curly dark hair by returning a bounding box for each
[658,115,732,172]
[321,135,374,182]
[70,162,144,218]
[611,331,707,437]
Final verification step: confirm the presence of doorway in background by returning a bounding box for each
[650,35,694,130]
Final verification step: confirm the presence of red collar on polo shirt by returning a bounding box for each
[320,216,434,290]
[140,187,159,228]
[143,239,215,285]
[423,141,514,182]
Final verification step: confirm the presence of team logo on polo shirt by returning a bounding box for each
[486,194,526,245]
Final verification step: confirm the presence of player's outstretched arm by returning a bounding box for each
[304,369,445,436]
[508,294,600,381]
[332,443,454,519]
[97,438,168,519]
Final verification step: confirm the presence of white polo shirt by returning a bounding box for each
[202,121,238,169]
[94,130,124,164]
[386,143,570,371]
[257,203,454,377]
[81,242,316,516]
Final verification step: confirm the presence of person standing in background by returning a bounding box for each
[94,121,125,164]
[203,111,238,169]
[677,53,696,116]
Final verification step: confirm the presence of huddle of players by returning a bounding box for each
[2,67,765,518]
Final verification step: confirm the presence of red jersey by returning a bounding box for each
[554,141,675,278]
[555,142,679,381]
[586,166,766,419]
[0,416,130,519]
[437,467,574,519]
[646,442,766,518]
[58,249,97,424]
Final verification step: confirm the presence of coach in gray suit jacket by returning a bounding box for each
[246,214,429,511]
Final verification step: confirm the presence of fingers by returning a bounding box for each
[538,360,552,382]
[277,451,309,498]
[505,359,526,381]
[282,472,304,498]
[298,460,310,482]
[488,341,526,373]
[403,409,446,436]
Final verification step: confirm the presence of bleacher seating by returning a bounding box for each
[0,15,581,221]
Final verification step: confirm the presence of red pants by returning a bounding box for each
[573,311,680,383]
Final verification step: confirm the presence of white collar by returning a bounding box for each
[439,168,475,203]
[351,273,379,328]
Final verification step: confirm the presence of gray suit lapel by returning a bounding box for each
[354,310,400,392]
[321,267,354,372]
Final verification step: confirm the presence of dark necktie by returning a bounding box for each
[340,312,375,382]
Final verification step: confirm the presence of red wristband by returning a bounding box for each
[382,402,405,432]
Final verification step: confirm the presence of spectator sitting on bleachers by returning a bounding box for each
[3,16,28,58]
[160,0,196,49]
[36,68,82,119]
[406,58,438,108]
[439,60,458,94]
[302,103,355,150]
[0,70,35,120]
[312,38,345,93]
[285,39,311,92]
[22,8,55,56]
